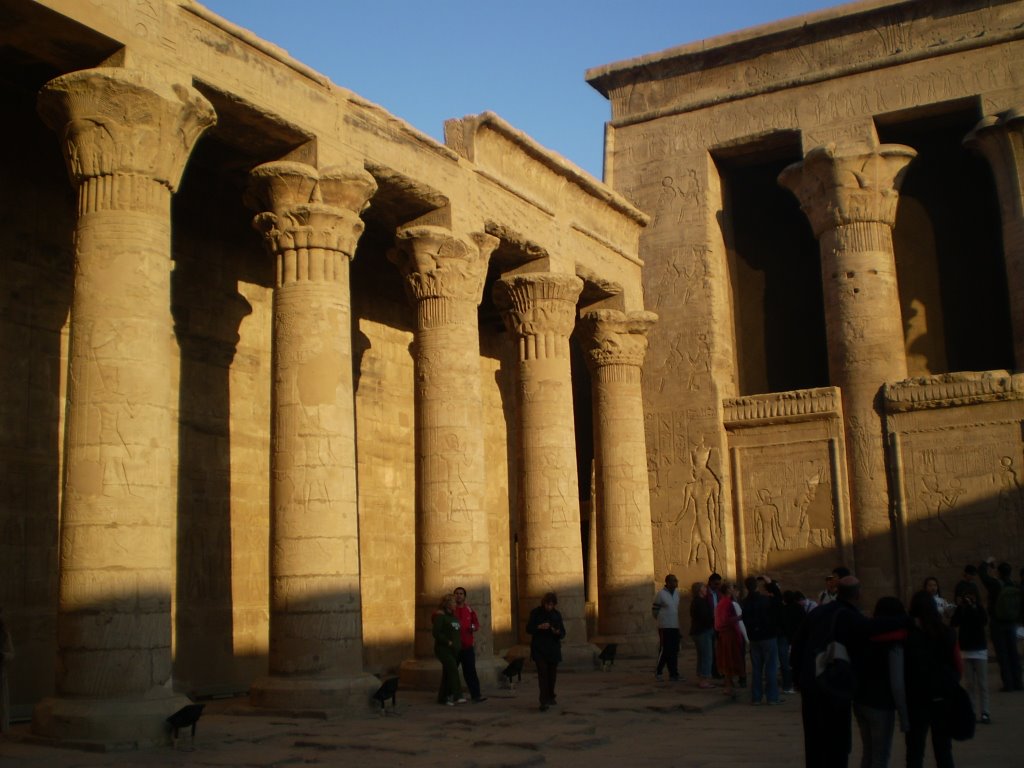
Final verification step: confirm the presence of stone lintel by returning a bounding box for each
[883,371,1024,412]
[723,386,844,427]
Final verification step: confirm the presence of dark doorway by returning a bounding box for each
[877,104,1012,374]
[716,139,828,395]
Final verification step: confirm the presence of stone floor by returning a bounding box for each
[1,652,1019,767]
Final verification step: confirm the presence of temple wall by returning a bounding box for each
[588,0,1024,596]
[885,372,1024,593]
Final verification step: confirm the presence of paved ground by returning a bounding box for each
[1,651,1020,767]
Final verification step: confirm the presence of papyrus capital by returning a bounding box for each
[778,144,917,237]
[577,309,658,369]
[493,272,583,340]
[389,225,497,304]
[37,67,215,193]
[247,162,377,282]
[964,108,1024,220]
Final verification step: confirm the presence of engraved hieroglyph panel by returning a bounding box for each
[894,424,1024,580]
[646,408,726,579]
[731,439,840,586]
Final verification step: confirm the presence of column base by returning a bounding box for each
[249,672,380,714]
[31,690,192,750]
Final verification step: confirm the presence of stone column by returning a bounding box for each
[494,273,595,666]
[246,161,380,710]
[965,109,1024,370]
[33,68,215,747]
[388,225,498,686]
[779,144,916,589]
[577,309,658,656]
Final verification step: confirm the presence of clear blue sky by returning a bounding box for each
[201,1,845,179]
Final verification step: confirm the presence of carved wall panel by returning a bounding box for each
[886,372,1024,593]
[724,388,853,591]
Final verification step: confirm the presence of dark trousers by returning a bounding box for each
[656,628,680,678]
[906,697,954,768]
[800,683,853,768]
[777,636,793,690]
[435,646,461,702]
[535,659,558,705]
[991,621,1023,690]
[457,645,482,700]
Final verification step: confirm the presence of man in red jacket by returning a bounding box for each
[453,587,487,702]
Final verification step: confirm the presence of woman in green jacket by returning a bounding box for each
[433,594,465,705]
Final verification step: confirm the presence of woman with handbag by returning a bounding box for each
[904,590,962,768]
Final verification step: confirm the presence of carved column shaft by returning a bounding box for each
[578,310,657,649]
[391,226,496,661]
[495,273,588,648]
[247,162,376,687]
[965,110,1024,369]
[780,145,915,583]
[34,67,214,743]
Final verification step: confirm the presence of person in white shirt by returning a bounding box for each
[652,574,682,681]
[923,576,954,620]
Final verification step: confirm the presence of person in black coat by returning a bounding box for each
[527,591,565,711]
[689,581,716,688]
[950,583,989,724]
[852,596,909,768]
[790,575,909,768]
[904,590,961,768]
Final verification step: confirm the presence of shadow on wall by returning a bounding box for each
[0,83,75,720]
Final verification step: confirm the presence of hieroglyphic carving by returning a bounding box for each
[595,3,1024,125]
[887,372,1024,575]
[901,434,1024,568]
[737,443,836,572]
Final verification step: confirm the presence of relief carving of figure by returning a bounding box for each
[541,446,571,528]
[686,332,711,391]
[752,488,784,558]
[682,437,722,568]
[997,456,1023,539]
[440,432,472,523]
[918,473,960,537]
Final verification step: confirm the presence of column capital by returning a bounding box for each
[577,309,658,369]
[964,108,1024,220]
[389,225,497,305]
[493,272,583,340]
[247,162,377,285]
[37,67,215,193]
[778,144,917,237]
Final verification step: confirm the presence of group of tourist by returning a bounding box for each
[650,558,1023,768]
[428,554,1023,763]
